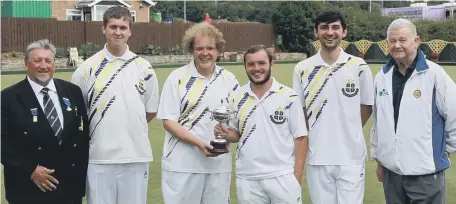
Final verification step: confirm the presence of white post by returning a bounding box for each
[184,0,187,23]
[370,0,372,13]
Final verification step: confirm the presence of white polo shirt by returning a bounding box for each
[72,45,159,164]
[292,49,374,165]
[157,61,239,173]
[229,78,308,179]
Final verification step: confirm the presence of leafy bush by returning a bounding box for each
[273,1,456,53]
[166,45,185,55]
[78,42,102,59]
[55,47,69,58]
[143,44,162,55]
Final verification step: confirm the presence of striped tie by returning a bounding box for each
[41,87,62,140]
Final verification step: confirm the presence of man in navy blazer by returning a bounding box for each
[1,39,89,204]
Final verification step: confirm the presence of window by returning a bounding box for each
[92,5,136,22]
[66,9,83,21]
[93,5,114,21]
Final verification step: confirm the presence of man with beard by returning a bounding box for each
[371,18,456,204]
[71,6,159,204]
[2,39,89,204]
[157,22,239,204]
[292,11,374,204]
[214,44,308,204]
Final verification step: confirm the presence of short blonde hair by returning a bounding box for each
[182,22,226,53]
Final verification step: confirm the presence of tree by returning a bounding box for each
[150,1,280,23]
[273,2,325,53]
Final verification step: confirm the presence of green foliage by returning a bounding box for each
[274,1,456,54]
[55,47,68,58]
[166,45,185,55]
[416,20,456,42]
[151,1,280,23]
[272,2,324,53]
[151,1,455,54]
[78,42,101,60]
[340,6,395,42]
[143,44,162,56]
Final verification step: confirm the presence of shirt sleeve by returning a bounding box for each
[288,94,308,138]
[435,68,456,154]
[370,80,379,160]
[157,72,181,122]
[292,64,306,107]
[359,64,374,105]
[71,67,89,108]
[143,65,159,113]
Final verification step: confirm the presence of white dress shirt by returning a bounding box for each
[27,76,64,126]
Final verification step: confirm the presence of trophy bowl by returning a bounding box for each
[210,105,233,154]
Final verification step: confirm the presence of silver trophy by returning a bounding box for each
[210,104,235,154]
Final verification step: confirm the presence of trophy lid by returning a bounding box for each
[214,105,229,114]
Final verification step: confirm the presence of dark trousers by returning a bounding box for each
[383,167,446,204]
[9,197,82,204]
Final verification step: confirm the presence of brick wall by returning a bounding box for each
[52,0,76,21]
[129,1,149,23]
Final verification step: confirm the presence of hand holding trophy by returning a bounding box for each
[210,104,235,154]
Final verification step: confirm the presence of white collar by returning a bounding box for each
[27,76,57,96]
[103,44,134,62]
[315,47,350,67]
[244,77,281,99]
[188,60,221,79]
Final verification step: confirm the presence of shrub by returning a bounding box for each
[166,44,185,55]
[143,44,162,55]
[78,42,102,60]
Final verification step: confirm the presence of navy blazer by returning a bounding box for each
[1,78,89,202]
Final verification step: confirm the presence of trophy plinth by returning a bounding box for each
[210,105,234,154]
[210,139,229,154]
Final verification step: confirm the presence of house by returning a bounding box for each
[0,0,156,22]
[381,2,456,20]
[54,0,156,22]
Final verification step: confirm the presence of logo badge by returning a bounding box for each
[270,107,286,124]
[378,89,389,96]
[413,89,421,98]
[63,97,72,111]
[30,108,38,122]
[135,79,146,95]
[342,79,359,97]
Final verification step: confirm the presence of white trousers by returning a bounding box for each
[236,173,303,204]
[306,164,365,204]
[86,162,150,204]
[162,170,231,204]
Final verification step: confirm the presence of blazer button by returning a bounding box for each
[24,132,27,135]
[74,144,77,147]
[72,164,75,167]
[37,147,42,150]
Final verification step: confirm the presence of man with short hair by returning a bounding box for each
[71,6,159,204]
[157,22,239,204]
[2,39,89,204]
[215,44,308,204]
[371,18,456,204]
[293,11,374,204]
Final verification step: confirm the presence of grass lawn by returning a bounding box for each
[2,63,456,204]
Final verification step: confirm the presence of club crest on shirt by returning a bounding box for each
[378,88,389,96]
[413,89,421,99]
[135,79,146,95]
[341,79,359,97]
[270,107,286,124]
